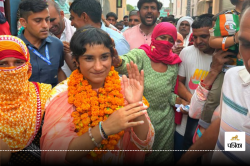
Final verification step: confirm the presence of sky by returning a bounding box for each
[126,0,170,7]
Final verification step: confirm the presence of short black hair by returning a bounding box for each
[106,12,118,20]
[123,15,129,19]
[70,26,115,62]
[161,16,175,23]
[137,0,163,11]
[192,14,213,29]
[168,14,175,18]
[230,0,240,5]
[19,0,48,20]
[70,0,102,23]
[192,16,197,20]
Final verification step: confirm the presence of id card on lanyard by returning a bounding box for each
[28,45,51,65]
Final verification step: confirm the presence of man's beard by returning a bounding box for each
[140,15,157,26]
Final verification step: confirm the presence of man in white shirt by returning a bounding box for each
[176,16,194,47]
[175,14,215,163]
[48,0,76,77]
[177,2,250,164]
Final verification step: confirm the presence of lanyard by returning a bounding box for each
[28,45,51,65]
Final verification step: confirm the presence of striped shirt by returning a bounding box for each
[211,66,250,165]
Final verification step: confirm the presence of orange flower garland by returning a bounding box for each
[68,66,125,159]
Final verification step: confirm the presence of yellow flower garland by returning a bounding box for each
[68,66,125,159]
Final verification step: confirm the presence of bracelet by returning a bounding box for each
[100,122,108,139]
[197,128,202,138]
[115,56,123,68]
[200,80,212,90]
[88,128,100,148]
[233,34,237,44]
[222,37,228,51]
[99,121,106,139]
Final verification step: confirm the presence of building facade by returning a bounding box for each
[98,0,128,21]
[190,0,199,16]
[173,0,188,18]
[173,0,234,18]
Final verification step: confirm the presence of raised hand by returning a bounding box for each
[123,61,144,104]
[210,49,235,74]
[101,14,110,27]
[102,102,148,136]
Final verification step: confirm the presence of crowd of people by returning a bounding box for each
[0,0,249,165]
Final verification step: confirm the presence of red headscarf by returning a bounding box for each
[0,35,29,62]
[139,22,182,65]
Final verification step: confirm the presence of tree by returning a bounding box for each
[127,4,135,12]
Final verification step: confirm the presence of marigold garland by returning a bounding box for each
[68,66,150,159]
[68,66,125,159]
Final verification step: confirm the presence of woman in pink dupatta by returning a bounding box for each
[41,26,155,165]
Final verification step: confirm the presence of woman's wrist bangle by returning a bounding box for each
[88,128,100,147]
[222,37,228,51]
[99,121,106,140]
[197,128,202,137]
[233,34,237,44]
[100,121,108,139]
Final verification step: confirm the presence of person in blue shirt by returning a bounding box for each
[18,0,66,87]
[69,0,130,56]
